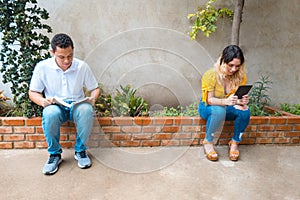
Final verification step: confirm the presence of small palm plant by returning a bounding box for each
[248,75,272,116]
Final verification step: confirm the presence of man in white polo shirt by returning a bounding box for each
[29,33,100,175]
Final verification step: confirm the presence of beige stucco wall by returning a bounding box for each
[1,0,299,108]
[240,0,300,106]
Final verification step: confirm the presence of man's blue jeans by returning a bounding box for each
[42,102,94,155]
[198,101,250,143]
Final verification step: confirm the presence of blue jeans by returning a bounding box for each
[198,101,250,143]
[42,102,94,155]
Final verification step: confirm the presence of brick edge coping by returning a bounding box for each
[0,116,300,149]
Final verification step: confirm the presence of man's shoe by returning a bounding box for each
[43,154,62,175]
[74,151,92,169]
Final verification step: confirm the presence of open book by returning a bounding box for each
[53,97,89,108]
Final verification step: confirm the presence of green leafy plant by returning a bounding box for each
[153,102,199,117]
[187,0,233,40]
[111,85,149,117]
[183,102,200,116]
[154,106,183,117]
[248,75,272,116]
[0,0,52,117]
[280,103,300,115]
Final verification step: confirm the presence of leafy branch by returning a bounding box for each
[187,0,233,40]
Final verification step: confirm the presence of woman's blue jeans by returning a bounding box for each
[42,102,94,155]
[198,101,250,143]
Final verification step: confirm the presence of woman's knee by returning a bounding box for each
[211,106,226,116]
[240,109,251,119]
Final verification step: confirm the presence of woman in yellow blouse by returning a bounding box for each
[198,45,250,161]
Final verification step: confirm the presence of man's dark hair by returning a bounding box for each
[220,45,244,65]
[51,33,74,52]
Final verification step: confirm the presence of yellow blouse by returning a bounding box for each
[201,68,247,103]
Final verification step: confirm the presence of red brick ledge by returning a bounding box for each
[0,115,300,149]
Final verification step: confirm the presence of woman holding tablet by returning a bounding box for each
[198,45,250,161]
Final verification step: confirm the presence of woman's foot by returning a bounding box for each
[203,140,218,161]
[228,140,240,161]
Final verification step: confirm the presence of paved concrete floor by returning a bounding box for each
[1,145,300,200]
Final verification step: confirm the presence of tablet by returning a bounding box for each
[234,85,253,99]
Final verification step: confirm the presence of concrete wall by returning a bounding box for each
[1,0,299,108]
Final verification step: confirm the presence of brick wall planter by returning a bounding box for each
[1,110,300,149]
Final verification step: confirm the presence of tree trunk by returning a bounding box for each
[231,0,244,45]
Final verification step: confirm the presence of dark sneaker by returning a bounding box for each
[74,151,92,169]
[43,154,62,175]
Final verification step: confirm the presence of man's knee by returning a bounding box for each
[43,105,62,119]
[75,103,94,117]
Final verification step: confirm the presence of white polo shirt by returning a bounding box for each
[29,57,98,102]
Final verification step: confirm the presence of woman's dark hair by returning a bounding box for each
[220,45,244,65]
[51,33,74,52]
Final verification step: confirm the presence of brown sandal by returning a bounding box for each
[228,140,240,161]
[203,140,218,161]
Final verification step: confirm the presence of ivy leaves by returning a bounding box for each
[0,0,52,117]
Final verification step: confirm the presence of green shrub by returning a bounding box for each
[94,84,112,117]
[111,85,149,117]
[94,84,149,117]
